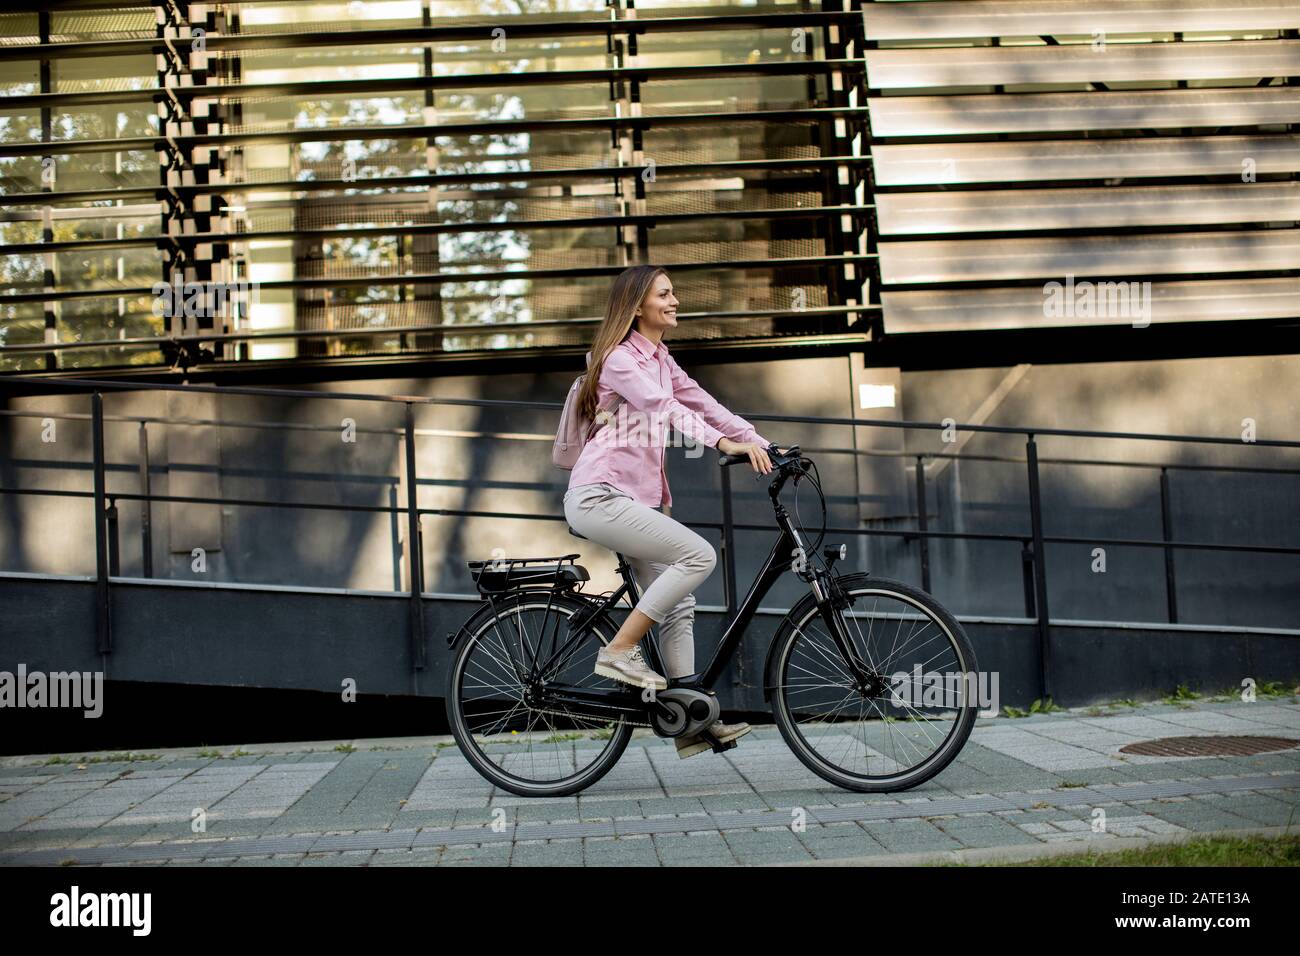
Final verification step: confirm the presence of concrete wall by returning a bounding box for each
[1,578,1296,716]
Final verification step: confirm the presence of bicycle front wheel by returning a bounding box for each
[770,573,980,793]
[446,590,635,798]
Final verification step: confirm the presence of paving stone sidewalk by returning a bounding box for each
[1,697,1298,867]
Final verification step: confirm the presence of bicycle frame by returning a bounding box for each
[526,458,875,727]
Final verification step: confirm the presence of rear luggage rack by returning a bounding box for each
[466,552,589,595]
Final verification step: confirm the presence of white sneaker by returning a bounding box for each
[594,644,668,691]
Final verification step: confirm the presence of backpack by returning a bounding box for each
[552,352,624,470]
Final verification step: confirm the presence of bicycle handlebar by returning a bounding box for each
[716,443,826,562]
[718,443,796,468]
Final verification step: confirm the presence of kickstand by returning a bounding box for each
[701,729,737,754]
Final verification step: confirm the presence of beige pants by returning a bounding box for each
[563,481,717,679]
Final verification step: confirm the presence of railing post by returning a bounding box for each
[404,402,427,672]
[915,455,931,593]
[138,420,153,578]
[1025,435,1051,701]
[106,497,120,577]
[719,462,737,616]
[91,392,112,655]
[1020,539,1036,618]
[1160,467,1178,624]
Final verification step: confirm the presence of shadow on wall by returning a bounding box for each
[895,356,1300,628]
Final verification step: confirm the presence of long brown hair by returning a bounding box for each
[578,264,668,421]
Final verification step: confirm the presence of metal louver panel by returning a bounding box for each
[880,231,1300,284]
[864,0,1300,42]
[876,183,1300,234]
[868,88,1300,137]
[866,0,1300,342]
[0,2,877,374]
[872,135,1300,186]
[881,278,1300,332]
[865,40,1300,90]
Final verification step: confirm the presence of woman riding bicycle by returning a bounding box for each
[563,264,777,758]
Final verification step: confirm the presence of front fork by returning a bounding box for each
[809,569,877,691]
[783,508,879,695]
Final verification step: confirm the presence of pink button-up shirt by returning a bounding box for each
[568,327,771,508]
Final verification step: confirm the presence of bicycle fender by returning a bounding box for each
[445,600,495,648]
[445,590,605,649]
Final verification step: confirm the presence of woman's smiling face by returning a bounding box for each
[636,273,679,334]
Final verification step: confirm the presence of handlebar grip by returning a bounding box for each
[718,443,783,467]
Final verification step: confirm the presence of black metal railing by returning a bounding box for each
[1,377,1298,701]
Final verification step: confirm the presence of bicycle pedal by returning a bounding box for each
[701,732,737,754]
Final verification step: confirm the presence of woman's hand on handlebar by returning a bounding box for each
[718,437,774,475]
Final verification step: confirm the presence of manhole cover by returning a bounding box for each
[1120,735,1300,757]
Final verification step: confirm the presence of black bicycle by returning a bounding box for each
[446,445,980,797]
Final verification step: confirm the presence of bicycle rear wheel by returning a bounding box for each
[446,590,634,797]
[770,573,980,793]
